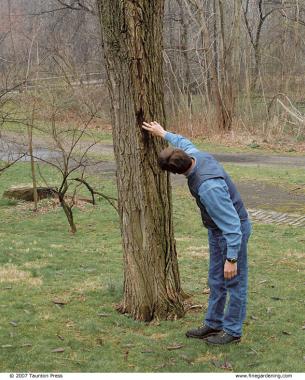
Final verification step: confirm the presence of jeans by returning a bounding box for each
[204,219,252,337]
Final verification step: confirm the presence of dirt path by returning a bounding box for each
[212,152,305,167]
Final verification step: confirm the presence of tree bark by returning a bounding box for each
[28,118,38,211]
[177,0,192,112]
[58,193,77,234]
[199,2,226,130]
[98,0,184,321]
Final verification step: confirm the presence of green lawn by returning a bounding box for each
[224,164,305,188]
[0,163,304,372]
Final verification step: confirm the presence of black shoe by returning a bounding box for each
[206,331,241,345]
[186,325,222,339]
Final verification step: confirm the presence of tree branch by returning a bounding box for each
[72,177,118,212]
[0,154,26,174]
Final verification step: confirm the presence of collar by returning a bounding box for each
[185,157,196,177]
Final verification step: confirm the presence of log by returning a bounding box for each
[3,186,56,202]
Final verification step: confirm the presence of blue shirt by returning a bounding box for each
[164,132,242,259]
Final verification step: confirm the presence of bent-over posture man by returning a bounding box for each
[142,121,252,345]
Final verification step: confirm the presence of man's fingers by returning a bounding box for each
[224,270,237,280]
[142,121,161,128]
[142,122,153,131]
[142,121,164,138]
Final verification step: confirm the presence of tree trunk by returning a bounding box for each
[58,192,77,234]
[98,0,184,321]
[200,3,226,130]
[177,0,192,112]
[166,0,181,116]
[28,121,38,211]
[217,0,241,131]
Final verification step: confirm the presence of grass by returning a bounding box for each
[223,164,305,188]
[2,119,113,146]
[0,162,304,373]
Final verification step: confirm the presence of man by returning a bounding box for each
[142,121,252,345]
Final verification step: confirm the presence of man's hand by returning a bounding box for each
[142,121,166,138]
[224,260,237,280]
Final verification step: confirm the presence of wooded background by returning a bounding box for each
[1,0,305,140]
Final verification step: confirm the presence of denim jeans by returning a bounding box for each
[204,219,252,337]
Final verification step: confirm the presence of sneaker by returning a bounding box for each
[186,325,222,339]
[206,331,241,345]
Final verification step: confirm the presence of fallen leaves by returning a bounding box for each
[194,353,219,364]
[266,307,273,315]
[150,333,168,340]
[96,338,104,346]
[185,304,203,312]
[258,280,268,285]
[52,347,65,353]
[153,358,177,370]
[166,344,184,351]
[2,343,32,349]
[248,348,259,355]
[212,359,233,371]
[179,354,193,364]
[97,312,111,318]
[65,320,75,328]
[52,299,68,306]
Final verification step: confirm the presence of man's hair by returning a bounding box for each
[158,147,192,174]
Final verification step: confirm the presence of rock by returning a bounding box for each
[3,186,56,202]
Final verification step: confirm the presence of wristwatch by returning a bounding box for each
[226,258,237,263]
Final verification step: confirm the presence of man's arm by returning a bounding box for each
[199,178,242,280]
[142,121,199,155]
[199,179,242,259]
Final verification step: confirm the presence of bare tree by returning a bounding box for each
[242,0,283,91]
[31,93,106,233]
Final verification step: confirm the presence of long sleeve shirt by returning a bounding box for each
[164,132,242,259]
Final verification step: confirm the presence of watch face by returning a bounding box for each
[227,258,237,263]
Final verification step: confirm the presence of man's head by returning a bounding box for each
[158,147,193,174]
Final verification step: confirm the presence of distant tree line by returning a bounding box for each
[1,0,305,137]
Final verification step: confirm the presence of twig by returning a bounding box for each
[0,153,26,174]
